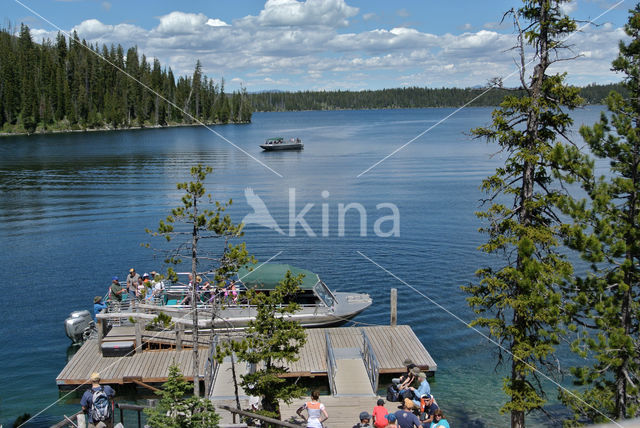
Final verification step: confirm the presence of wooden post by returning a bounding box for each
[135,320,142,350]
[390,288,397,326]
[176,323,183,351]
[97,318,104,352]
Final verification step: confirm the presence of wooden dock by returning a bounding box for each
[280,395,408,428]
[58,323,436,402]
[263,325,435,377]
[56,338,209,387]
[56,323,212,388]
[209,325,436,399]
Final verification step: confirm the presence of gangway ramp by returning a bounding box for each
[209,355,249,400]
[332,347,375,396]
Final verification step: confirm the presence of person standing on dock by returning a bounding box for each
[126,268,140,297]
[296,390,328,428]
[80,372,115,428]
[109,277,124,303]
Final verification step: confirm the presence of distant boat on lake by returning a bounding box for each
[260,137,303,151]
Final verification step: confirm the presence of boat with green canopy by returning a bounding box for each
[134,263,372,329]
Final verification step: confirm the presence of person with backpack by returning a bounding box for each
[80,372,115,428]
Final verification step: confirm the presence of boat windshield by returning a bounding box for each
[314,281,335,307]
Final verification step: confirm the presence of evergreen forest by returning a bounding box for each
[0,24,253,134]
[0,23,625,136]
[249,83,625,111]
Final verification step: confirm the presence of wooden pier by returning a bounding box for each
[209,325,436,399]
[57,323,435,391]
[56,338,209,388]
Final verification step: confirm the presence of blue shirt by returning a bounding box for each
[411,379,431,406]
[394,410,421,428]
[80,385,115,413]
[93,302,107,320]
[430,419,450,428]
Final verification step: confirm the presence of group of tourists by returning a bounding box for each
[295,359,450,428]
[376,359,449,428]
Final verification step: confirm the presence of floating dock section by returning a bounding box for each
[57,323,436,401]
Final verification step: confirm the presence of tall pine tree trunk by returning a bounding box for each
[191,196,200,397]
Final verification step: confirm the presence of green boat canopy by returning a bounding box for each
[237,264,320,291]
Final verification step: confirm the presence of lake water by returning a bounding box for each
[0,106,605,427]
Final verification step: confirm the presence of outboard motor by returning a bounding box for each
[64,310,93,344]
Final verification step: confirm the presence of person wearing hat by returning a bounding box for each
[93,296,107,321]
[372,398,389,428]
[126,268,140,297]
[398,366,420,400]
[353,411,372,428]
[385,413,398,428]
[418,394,438,426]
[108,276,124,303]
[80,372,115,428]
[393,360,415,386]
[393,399,421,428]
[409,372,431,408]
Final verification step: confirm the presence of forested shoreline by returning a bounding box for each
[0,24,252,135]
[249,83,625,111]
[0,23,625,137]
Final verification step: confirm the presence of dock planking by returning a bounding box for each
[281,325,436,377]
[279,395,405,428]
[56,339,208,387]
[58,324,435,393]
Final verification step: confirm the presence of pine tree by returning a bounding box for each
[218,270,307,419]
[558,4,640,424]
[462,2,582,427]
[144,364,220,428]
[147,164,252,396]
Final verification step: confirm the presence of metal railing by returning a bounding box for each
[50,403,150,428]
[217,405,301,428]
[325,330,337,395]
[205,335,220,397]
[362,330,380,393]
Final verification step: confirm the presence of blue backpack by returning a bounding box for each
[90,387,111,422]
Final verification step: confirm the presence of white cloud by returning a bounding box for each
[363,12,376,21]
[28,1,628,91]
[73,19,113,38]
[206,18,230,27]
[156,11,210,35]
[252,0,358,27]
[560,1,578,15]
[397,8,410,18]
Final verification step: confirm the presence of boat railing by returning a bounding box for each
[325,331,337,395]
[362,329,380,393]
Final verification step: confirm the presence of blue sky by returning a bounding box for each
[3,0,632,91]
